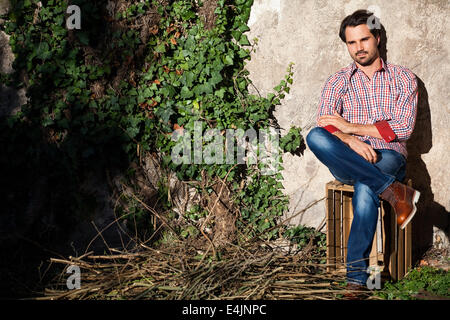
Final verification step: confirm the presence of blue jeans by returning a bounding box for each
[306,127,406,286]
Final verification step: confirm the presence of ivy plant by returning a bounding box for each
[0,0,304,242]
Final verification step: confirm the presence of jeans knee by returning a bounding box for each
[306,127,330,152]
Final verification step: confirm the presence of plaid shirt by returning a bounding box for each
[317,58,418,158]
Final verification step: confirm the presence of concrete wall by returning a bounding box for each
[245,0,449,254]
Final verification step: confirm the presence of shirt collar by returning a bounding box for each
[350,57,386,75]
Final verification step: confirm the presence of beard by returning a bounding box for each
[353,50,379,66]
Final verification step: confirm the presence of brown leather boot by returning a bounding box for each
[379,181,420,229]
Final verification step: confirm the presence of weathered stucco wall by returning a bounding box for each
[245,0,449,253]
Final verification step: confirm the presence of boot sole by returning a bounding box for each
[400,190,420,230]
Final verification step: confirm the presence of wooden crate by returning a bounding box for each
[325,180,412,281]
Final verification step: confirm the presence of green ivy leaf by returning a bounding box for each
[126,126,140,139]
[210,71,223,87]
[155,105,175,124]
[239,34,250,46]
[231,30,242,41]
[180,86,193,98]
[224,55,233,65]
[35,42,50,60]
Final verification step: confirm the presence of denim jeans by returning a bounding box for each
[306,127,406,286]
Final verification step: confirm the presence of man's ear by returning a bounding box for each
[376,35,380,46]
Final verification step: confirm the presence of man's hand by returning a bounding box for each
[318,111,354,134]
[334,131,378,164]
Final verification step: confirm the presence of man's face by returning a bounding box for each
[345,24,380,66]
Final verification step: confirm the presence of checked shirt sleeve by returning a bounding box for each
[316,73,346,134]
[375,70,418,142]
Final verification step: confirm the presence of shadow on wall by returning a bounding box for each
[406,77,449,263]
[379,23,448,264]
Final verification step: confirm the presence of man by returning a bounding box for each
[306,10,420,295]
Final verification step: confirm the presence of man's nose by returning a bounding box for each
[356,41,364,52]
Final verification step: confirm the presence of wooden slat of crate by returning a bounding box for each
[398,227,405,280]
[326,185,335,271]
[369,209,379,267]
[377,206,385,261]
[334,190,342,265]
[326,180,354,192]
[342,193,352,262]
[405,179,413,275]
[370,205,386,266]
[405,222,412,274]
[389,208,398,281]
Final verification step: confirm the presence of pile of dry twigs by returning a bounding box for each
[36,237,371,300]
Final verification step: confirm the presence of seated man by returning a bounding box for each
[306,9,420,292]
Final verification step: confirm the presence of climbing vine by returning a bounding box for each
[0,0,303,242]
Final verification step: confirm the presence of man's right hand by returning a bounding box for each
[334,132,378,164]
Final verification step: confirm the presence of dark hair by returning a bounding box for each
[339,9,381,43]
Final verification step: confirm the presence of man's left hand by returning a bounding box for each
[318,111,354,134]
